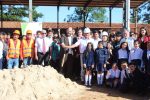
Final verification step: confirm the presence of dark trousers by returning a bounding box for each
[73,55,81,78]
[2,57,7,69]
[37,52,50,66]
[63,54,74,78]
[50,59,60,72]
[119,78,131,93]
[2,51,7,69]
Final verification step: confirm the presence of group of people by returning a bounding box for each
[0,26,150,95]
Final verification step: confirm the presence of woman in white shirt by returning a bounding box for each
[106,63,120,88]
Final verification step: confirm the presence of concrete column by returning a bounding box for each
[57,6,59,30]
[134,8,138,33]
[29,0,32,22]
[125,0,130,31]
[109,7,112,31]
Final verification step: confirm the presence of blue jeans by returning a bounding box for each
[23,57,32,67]
[8,58,19,69]
[0,58,2,69]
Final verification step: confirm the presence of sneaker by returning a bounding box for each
[89,84,92,87]
[85,83,88,86]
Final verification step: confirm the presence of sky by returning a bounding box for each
[34,6,123,23]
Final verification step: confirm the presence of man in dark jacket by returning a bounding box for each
[112,31,122,63]
[60,27,76,79]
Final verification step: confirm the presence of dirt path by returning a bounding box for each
[77,86,150,100]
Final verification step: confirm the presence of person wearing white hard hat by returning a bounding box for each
[101,31,109,48]
[62,27,94,82]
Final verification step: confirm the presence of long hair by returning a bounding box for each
[84,42,94,59]
[120,42,129,52]
[139,27,148,38]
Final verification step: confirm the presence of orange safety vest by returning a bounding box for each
[22,39,34,58]
[8,39,20,58]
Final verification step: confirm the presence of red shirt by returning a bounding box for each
[138,36,150,43]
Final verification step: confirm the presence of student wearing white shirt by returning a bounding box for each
[143,41,150,74]
[35,30,53,66]
[129,40,143,69]
[0,39,3,69]
[120,62,130,84]
[119,61,131,93]
[93,30,102,50]
[62,27,94,82]
[120,29,134,50]
[117,42,129,69]
[147,43,150,72]
[106,63,120,88]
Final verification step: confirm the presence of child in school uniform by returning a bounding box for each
[129,62,148,95]
[106,42,114,70]
[95,41,109,86]
[83,42,95,86]
[105,63,120,88]
[146,42,150,74]
[117,42,129,70]
[129,40,143,70]
[119,61,131,93]
[143,41,150,87]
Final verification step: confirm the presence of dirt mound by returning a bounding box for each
[0,65,84,100]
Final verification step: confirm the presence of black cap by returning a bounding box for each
[115,31,122,37]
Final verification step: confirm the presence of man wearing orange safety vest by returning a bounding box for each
[20,30,34,67]
[7,30,21,69]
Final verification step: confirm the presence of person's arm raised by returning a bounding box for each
[61,40,80,49]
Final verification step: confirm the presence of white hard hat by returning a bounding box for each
[84,27,91,33]
[101,31,108,36]
[42,30,47,34]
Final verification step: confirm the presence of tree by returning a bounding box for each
[138,1,150,23]
[0,5,43,22]
[64,7,107,22]
[130,1,150,23]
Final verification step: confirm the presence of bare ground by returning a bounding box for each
[77,85,150,100]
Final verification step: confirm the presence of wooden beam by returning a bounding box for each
[84,0,93,8]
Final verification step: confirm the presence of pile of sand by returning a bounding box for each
[0,65,85,100]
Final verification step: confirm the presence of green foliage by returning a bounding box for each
[0,5,43,22]
[138,1,150,23]
[131,1,150,24]
[65,7,107,22]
